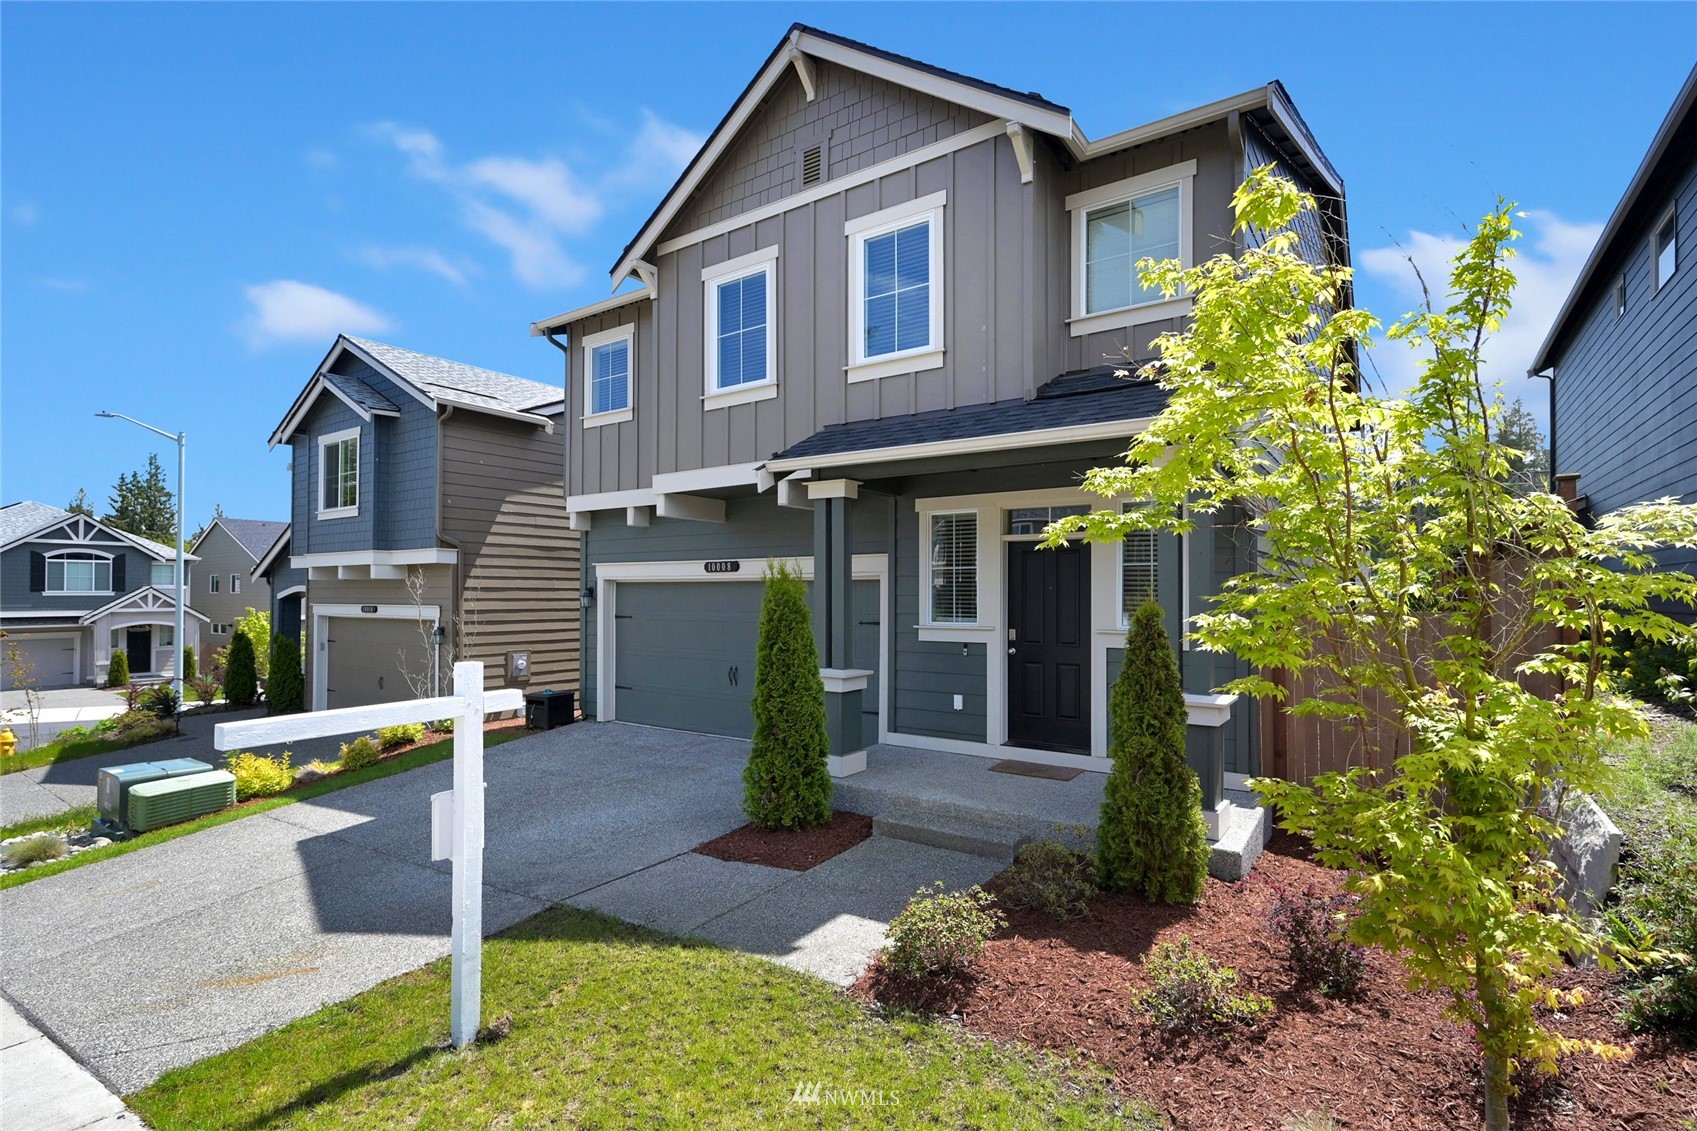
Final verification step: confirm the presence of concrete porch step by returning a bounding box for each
[870,816,1021,862]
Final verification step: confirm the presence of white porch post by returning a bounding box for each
[449,660,485,1048]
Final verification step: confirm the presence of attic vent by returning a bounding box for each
[801,144,823,186]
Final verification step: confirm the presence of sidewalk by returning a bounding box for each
[1,692,127,749]
[0,996,147,1130]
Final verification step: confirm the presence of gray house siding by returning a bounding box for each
[1553,151,1697,585]
[1,537,164,615]
[189,524,270,635]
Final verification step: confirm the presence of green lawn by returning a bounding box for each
[0,728,169,775]
[0,804,98,841]
[0,729,529,892]
[130,905,1150,1130]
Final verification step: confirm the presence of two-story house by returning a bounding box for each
[0,501,201,688]
[531,26,1348,779]
[187,517,287,654]
[1532,64,1696,610]
[264,336,580,709]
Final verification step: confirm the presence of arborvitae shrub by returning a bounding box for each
[268,634,304,715]
[742,559,833,829]
[224,631,258,708]
[106,649,130,688]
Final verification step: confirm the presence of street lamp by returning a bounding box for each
[95,412,186,701]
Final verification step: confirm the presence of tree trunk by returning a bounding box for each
[1482,1049,1511,1131]
[1476,960,1513,1131]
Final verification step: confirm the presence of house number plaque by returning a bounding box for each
[703,561,741,573]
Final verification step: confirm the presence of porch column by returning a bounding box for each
[809,479,871,777]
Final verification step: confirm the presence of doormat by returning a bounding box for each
[988,759,1082,782]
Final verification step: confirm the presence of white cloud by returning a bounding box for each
[240,280,391,348]
[365,110,701,290]
[356,245,476,287]
[1358,209,1603,432]
[12,201,39,226]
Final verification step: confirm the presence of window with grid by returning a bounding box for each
[590,338,631,415]
[151,563,175,587]
[1121,529,1159,622]
[47,552,111,593]
[862,219,932,359]
[320,435,358,511]
[713,270,770,390]
[1085,185,1180,314]
[927,511,978,624]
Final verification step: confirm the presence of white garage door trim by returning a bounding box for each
[310,603,440,711]
[595,554,888,743]
[3,631,82,689]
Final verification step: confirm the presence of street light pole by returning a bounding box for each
[96,412,186,701]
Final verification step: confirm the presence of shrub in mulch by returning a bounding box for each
[1264,878,1368,999]
[694,811,871,871]
[1000,839,1096,920]
[851,834,1697,1131]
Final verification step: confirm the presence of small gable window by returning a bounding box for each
[582,325,635,427]
[45,550,113,595]
[318,428,360,518]
[702,248,779,408]
[1655,206,1679,291]
[1615,274,1627,319]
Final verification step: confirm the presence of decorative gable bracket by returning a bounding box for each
[785,42,817,102]
[1005,123,1035,185]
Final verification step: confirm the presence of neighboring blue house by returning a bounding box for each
[259,336,579,710]
[0,501,202,688]
[1533,64,1697,602]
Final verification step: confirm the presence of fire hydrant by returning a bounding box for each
[0,727,16,758]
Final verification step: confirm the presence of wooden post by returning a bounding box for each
[450,660,485,1050]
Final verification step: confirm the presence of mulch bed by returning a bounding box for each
[693,811,872,871]
[851,835,1697,1130]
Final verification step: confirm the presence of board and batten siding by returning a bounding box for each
[440,411,581,694]
[1553,149,1697,584]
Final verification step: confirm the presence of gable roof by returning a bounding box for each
[250,524,291,580]
[599,24,1343,296]
[270,336,563,446]
[190,517,288,562]
[0,501,191,562]
[79,586,210,625]
[1531,63,1697,374]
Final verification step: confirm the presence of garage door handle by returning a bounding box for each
[614,684,633,691]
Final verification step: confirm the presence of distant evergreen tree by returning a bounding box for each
[268,634,304,714]
[106,648,131,688]
[1497,398,1551,496]
[1096,599,1210,903]
[104,454,176,544]
[189,503,226,547]
[224,631,258,708]
[65,488,94,517]
[742,560,833,829]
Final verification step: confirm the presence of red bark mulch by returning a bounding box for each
[693,811,872,871]
[851,835,1697,1130]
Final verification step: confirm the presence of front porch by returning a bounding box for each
[833,741,1270,881]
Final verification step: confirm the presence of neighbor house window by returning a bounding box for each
[318,427,360,517]
[846,192,945,380]
[1614,274,1628,319]
[1066,161,1195,335]
[151,562,175,587]
[231,574,241,594]
[209,574,221,594]
[703,248,778,405]
[926,511,978,625]
[157,625,173,648]
[46,551,112,594]
[1656,207,1679,291]
[581,325,634,426]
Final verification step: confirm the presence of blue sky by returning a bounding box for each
[4,2,1693,528]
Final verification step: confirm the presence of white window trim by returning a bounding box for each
[702,246,780,409]
[209,574,221,594]
[846,191,946,379]
[581,324,636,428]
[317,426,360,520]
[1067,160,1196,339]
[919,507,985,632]
[231,574,241,594]
[1654,204,1679,294]
[44,549,115,596]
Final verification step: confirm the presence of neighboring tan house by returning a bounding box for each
[1532,64,1697,605]
[265,335,579,709]
[187,517,287,656]
[0,501,202,688]
[530,25,1348,780]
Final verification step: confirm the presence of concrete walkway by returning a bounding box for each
[0,721,999,1096]
[1,688,127,749]
[1,996,146,1130]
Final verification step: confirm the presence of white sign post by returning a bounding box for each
[213,660,522,1049]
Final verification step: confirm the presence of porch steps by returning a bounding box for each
[869,816,1023,861]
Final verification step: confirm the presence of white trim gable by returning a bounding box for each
[0,514,190,563]
[79,586,209,625]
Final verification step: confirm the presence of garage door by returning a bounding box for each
[614,580,880,740]
[325,617,430,709]
[1,634,78,690]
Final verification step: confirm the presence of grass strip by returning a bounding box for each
[0,729,528,892]
[130,904,1153,1130]
[0,804,100,841]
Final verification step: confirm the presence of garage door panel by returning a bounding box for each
[2,635,78,690]
[326,618,430,709]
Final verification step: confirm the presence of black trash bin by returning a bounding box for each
[525,689,576,731]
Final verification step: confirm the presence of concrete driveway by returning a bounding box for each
[1,687,127,749]
[0,721,998,1094]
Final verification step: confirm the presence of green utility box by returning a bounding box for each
[125,770,237,833]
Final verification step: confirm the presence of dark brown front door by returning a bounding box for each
[1006,542,1090,752]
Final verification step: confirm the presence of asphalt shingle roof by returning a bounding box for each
[321,371,400,415]
[0,501,183,560]
[773,367,1169,462]
[346,337,562,416]
[214,518,289,562]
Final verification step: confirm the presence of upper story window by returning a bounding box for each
[46,550,113,595]
[1067,160,1195,338]
[581,325,635,428]
[1655,206,1679,291]
[209,573,221,594]
[1614,274,1628,319]
[151,562,176,587]
[846,192,946,382]
[702,247,779,409]
[318,427,360,519]
[925,510,978,625]
[231,574,241,594]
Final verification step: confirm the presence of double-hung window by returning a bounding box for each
[581,325,635,427]
[1067,161,1195,337]
[46,551,112,594]
[847,192,946,381]
[702,248,778,408]
[210,574,221,594]
[925,511,979,625]
[318,427,359,518]
[150,562,176,587]
[1655,206,1679,292]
